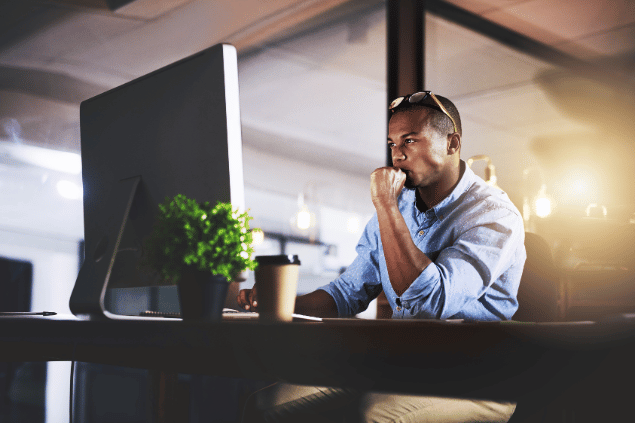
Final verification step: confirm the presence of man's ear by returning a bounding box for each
[447,133,461,155]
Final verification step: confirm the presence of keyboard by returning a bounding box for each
[139,309,322,322]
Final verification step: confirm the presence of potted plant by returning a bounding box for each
[142,194,258,320]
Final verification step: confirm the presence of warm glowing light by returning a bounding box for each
[522,199,531,222]
[570,178,589,196]
[251,228,265,246]
[346,215,360,233]
[296,207,312,230]
[294,192,315,230]
[556,168,599,205]
[585,203,607,218]
[56,180,83,200]
[534,196,552,218]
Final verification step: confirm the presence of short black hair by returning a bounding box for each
[391,94,462,136]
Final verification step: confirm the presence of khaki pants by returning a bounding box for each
[242,383,516,423]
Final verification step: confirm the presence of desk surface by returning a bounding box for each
[2,314,635,401]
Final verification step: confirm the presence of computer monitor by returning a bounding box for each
[70,43,245,320]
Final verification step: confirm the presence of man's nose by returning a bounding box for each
[392,146,406,162]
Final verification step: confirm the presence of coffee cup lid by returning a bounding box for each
[255,255,301,266]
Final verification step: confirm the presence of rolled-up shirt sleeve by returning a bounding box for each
[400,204,525,320]
[319,216,383,317]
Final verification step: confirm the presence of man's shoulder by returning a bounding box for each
[460,179,523,221]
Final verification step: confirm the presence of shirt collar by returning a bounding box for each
[429,160,475,221]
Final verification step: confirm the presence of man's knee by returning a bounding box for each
[358,394,516,423]
[241,383,358,423]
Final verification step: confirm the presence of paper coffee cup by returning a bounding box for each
[255,255,301,322]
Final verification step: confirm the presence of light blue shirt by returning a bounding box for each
[320,162,526,321]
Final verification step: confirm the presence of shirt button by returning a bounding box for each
[396,307,401,312]
[418,230,424,236]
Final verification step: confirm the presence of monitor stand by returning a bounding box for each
[70,176,141,320]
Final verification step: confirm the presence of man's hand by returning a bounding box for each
[238,287,339,317]
[237,287,258,311]
[370,167,431,296]
[371,167,406,208]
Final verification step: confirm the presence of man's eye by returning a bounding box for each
[387,142,395,148]
[405,138,415,144]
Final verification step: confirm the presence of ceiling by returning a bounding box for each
[1,0,634,238]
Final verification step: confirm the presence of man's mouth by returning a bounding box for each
[399,169,415,187]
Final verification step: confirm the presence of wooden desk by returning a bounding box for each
[2,314,635,404]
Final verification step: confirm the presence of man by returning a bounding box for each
[238,92,526,422]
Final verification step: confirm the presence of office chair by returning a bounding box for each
[508,232,562,423]
[513,232,560,323]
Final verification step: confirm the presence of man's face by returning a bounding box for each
[387,108,453,190]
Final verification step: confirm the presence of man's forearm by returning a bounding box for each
[375,203,431,296]
[294,290,339,318]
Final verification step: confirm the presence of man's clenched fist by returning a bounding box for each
[370,167,406,208]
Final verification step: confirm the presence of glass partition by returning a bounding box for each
[425,10,635,320]
[426,12,596,216]
[237,3,386,295]
[426,12,634,232]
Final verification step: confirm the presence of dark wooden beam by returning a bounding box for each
[381,0,426,317]
[386,0,425,166]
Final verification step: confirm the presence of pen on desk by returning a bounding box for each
[0,311,57,316]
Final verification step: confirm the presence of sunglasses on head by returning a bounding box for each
[389,91,458,134]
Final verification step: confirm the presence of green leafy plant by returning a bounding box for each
[142,194,258,283]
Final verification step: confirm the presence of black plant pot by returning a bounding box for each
[177,269,229,321]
